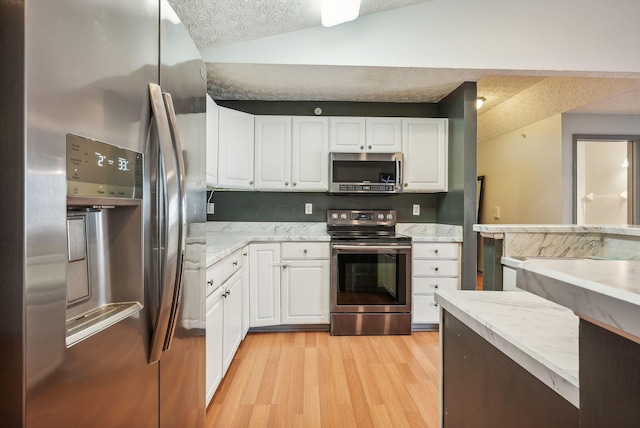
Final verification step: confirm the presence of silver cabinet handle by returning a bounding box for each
[243,252,247,256]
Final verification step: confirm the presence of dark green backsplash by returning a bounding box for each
[207,191,438,222]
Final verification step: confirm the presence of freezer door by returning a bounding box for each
[22,0,160,426]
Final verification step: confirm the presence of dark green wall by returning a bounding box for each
[207,191,438,222]
[437,82,478,289]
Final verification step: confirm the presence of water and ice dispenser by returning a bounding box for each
[65,133,144,346]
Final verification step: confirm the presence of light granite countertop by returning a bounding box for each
[434,290,579,407]
[474,224,640,238]
[518,259,640,345]
[206,222,463,267]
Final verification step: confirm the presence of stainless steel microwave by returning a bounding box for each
[329,152,403,194]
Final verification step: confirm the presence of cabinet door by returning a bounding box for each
[366,118,402,152]
[222,270,243,375]
[205,95,219,187]
[291,117,329,191]
[254,116,292,190]
[281,259,330,324]
[402,118,448,192]
[218,107,254,189]
[241,247,250,338]
[206,287,224,405]
[249,244,281,327]
[329,117,365,152]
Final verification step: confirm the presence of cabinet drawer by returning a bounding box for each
[413,260,460,277]
[413,243,460,260]
[206,262,223,296]
[221,249,242,282]
[281,242,329,259]
[412,294,440,324]
[412,277,459,294]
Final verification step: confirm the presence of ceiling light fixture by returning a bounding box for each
[476,97,486,109]
[321,0,361,27]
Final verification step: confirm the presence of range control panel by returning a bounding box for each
[327,209,397,226]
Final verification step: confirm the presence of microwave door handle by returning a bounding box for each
[148,83,181,364]
[395,157,401,189]
[160,91,187,352]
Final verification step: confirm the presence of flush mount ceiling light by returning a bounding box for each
[321,0,361,27]
[476,97,486,109]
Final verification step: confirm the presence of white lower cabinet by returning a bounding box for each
[222,270,243,374]
[412,242,461,324]
[250,242,330,327]
[205,249,245,406]
[249,243,281,327]
[281,258,330,324]
[205,285,223,406]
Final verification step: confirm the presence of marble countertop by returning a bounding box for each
[206,222,463,267]
[518,259,640,344]
[474,224,640,237]
[434,290,579,407]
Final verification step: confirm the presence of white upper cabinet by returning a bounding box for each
[291,117,329,191]
[217,106,254,189]
[329,117,402,153]
[365,118,402,152]
[329,117,365,152]
[402,118,448,192]
[205,95,219,187]
[254,116,292,190]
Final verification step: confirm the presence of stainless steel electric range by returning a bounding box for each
[328,209,412,335]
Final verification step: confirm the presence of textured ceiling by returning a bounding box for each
[169,0,430,50]
[169,0,640,143]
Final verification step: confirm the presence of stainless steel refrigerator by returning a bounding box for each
[0,0,207,426]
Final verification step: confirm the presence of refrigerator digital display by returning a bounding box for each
[66,133,143,199]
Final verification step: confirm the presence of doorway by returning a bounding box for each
[573,136,639,224]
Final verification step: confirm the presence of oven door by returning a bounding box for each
[331,243,412,313]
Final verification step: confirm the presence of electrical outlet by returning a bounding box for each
[494,206,501,220]
[412,204,420,216]
[305,203,313,215]
[207,203,215,215]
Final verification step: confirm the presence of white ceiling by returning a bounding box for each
[168,0,640,143]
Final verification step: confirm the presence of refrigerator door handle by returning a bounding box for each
[160,91,187,352]
[148,83,182,364]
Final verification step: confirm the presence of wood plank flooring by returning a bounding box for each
[206,331,440,428]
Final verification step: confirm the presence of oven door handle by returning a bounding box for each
[331,244,412,251]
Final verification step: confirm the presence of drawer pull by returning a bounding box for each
[207,279,214,286]
[434,249,439,254]
[434,284,439,289]
[233,261,238,266]
[434,267,439,272]
[434,303,439,307]
[303,249,308,254]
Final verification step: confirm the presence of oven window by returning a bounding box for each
[336,253,408,306]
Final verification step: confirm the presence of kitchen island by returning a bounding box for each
[436,257,640,427]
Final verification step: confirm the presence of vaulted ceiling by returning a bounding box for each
[169,0,640,143]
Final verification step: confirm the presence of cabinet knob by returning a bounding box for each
[249,180,254,185]
[360,145,364,150]
[434,303,439,307]
[282,264,288,269]
[434,266,439,272]
[368,145,372,149]
[207,279,214,286]
[285,182,289,186]
[226,290,231,297]
[404,183,408,187]
[434,249,439,254]
[303,249,308,254]
[293,182,297,186]
[233,261,238,266]
[434,284,439,289]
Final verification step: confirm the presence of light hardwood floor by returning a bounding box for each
[206,331,440,428]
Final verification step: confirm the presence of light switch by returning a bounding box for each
[305,203,313,215]
[207,203,215,215]
[494,206,501,220]
[412,204,420,216]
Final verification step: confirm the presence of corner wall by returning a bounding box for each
[437,82,477,290]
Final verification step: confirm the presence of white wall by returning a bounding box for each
[202,0,640,74]
[478,114,563,224]
[561,114,640,223]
